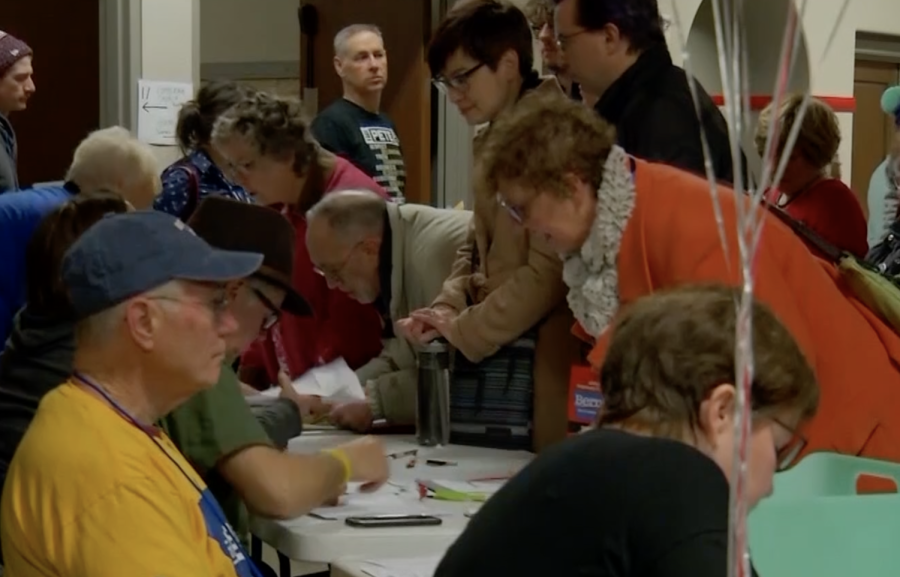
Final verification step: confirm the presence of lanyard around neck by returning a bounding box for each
[71,372,263,577]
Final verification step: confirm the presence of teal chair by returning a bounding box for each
[749,494,900,577]
[771,452,900,498]
[748,453,900,576]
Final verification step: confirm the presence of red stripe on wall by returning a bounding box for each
[710,95,856,113]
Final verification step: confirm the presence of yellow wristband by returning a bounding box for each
[322,448,352,484]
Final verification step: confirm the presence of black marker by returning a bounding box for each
[426,459,458,466]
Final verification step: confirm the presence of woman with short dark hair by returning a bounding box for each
[396,0,581,452]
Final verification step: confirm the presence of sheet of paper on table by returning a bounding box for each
[259,358,365,402]
[421,479,507,499]
[358,555,442,577]
[309,484,447,521]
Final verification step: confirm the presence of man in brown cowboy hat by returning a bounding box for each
[160,196,389,550]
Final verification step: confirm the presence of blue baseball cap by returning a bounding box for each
[62,210,264,319]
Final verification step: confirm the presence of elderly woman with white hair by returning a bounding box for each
[0,125,161,347]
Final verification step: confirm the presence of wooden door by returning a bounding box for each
[299,0,432,205]
[852,59,899,216]
[2,1,101,186]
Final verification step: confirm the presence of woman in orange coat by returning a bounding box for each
[476,88,900,465]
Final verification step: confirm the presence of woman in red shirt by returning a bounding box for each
[756,94,868,258]
[211,92,389,389]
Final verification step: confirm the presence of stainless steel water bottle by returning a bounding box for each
[416,339,451,446]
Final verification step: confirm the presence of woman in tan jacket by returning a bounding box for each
[396,0,580,451]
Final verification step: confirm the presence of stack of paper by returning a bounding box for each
[309,485,443,521]
[417,479,507,502]
[358,555,442,577]
[259,358,365,402]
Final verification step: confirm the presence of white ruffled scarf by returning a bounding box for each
[562,145,637,338]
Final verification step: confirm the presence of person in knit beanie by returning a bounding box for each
[0,30,35,193]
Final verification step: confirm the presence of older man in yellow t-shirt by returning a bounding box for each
[0,211,386,577]
[0,211,267,576]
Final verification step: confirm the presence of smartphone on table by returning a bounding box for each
[345,514,443,528]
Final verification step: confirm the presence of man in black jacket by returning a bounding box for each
[553,0,734,183]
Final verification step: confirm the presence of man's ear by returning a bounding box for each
[333,56,343,77]
[124,300,157,352]
[697,383,736,447]
[601,22,624,55]
[360,234,382,256]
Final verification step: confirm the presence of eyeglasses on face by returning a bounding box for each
[432,62,485,94]
[773,417,808,472]
[312,242,362,284]
[495,193,526,224]
[250,286,281,331]
[556,29,589,49]
[148,288,231,325]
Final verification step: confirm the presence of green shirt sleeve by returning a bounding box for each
[160,362,272,475]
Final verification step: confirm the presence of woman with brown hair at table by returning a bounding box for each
[435,284,816,577]
[475,87,900,466]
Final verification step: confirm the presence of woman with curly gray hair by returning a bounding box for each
[212,92,390,394]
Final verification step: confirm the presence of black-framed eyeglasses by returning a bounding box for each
[313,242,361,284]
[496,193,525,224]
[251,287,281,331]
[432,62,485,94]
[774,418,808,472]
[556,29,589,49]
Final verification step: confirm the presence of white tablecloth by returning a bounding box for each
[330,555,442,577]
[250,434,531,564]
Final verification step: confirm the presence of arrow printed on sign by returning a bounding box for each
[141,102,168,112]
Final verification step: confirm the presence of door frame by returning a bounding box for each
[431,0,475,209]
[99,0,143,131]
[857,32,900,64]
[853,32,900,205]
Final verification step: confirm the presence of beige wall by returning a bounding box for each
[141,0,201,169]
[662,0,900,183]
[200,0,300,64]
[132,0,900,184]
[200,0,301,98]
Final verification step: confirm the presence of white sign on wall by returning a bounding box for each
[137,79,194,146]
